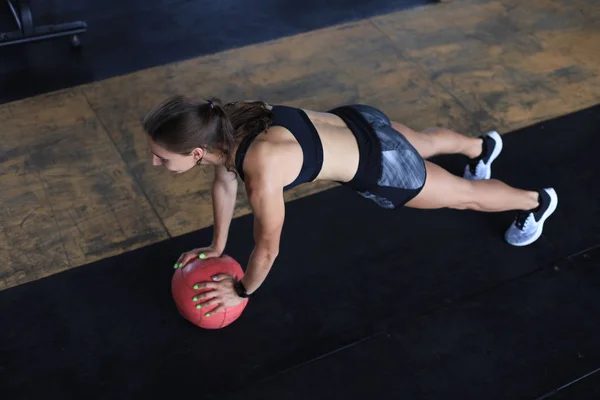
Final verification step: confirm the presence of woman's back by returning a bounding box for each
[235,106,362,189]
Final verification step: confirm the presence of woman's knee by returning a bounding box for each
[435,175,479,211]
[406,162,472,209]
[420,127,443,135]
[419,127,446,150]
[451,180,480,210]
[448,180,490,211]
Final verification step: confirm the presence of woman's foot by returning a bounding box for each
[463,131,503,180]
[505,188,558,246]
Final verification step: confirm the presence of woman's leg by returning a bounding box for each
[350,108,557,246]
[405,161,538,211]
[405,161,558,246]
[391,122,483,160]
[391,122,503,181]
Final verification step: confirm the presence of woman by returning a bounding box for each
[143,96,558,317]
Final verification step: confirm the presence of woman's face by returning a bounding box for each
[149,139,203,174]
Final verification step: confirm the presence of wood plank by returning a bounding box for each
[3,0,599,292]
[82,20,473,239]
[372,0,600,132]
[0,89,168,290]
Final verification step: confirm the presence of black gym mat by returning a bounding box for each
[232,250,600,400]
[1,104,599,399]
[0,0,429,104]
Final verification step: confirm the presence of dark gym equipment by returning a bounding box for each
[0,0,86,48]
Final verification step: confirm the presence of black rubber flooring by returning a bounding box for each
[1,105,599,399]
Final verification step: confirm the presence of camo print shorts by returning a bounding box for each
[346,104,427,209]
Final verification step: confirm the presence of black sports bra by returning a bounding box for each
[234,105,324,191]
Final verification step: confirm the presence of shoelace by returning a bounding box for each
[515,211,531,230]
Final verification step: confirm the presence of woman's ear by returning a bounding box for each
[193,147,205,165]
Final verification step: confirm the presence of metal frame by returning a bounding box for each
[0,0,87,48]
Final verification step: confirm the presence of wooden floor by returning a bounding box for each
[1,0,599,291]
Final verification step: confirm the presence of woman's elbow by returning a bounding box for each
[256,244,279,261]
[213,176,238,194]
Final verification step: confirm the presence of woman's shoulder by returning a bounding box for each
[242,144,287,189]
[242,127,299,184]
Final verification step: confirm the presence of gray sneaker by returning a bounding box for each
[464,131,503,180]
[505,188,558,246]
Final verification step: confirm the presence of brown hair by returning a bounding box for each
[142,95,273,172]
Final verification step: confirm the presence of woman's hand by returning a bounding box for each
[174,246,221,269]
[191,274,245,317]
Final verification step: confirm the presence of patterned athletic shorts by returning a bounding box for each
[346,104,427,209]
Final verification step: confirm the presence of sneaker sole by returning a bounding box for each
[484,131,503,179]
[508,188,558,247]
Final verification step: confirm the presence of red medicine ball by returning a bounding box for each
[171,255,249,329]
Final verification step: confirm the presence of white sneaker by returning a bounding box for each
[505,188,558,247]
[463,131,503,180]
